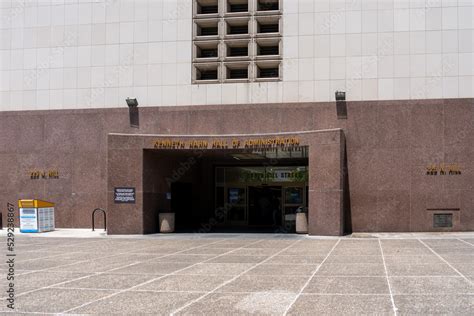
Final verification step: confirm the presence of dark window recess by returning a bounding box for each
[198,69,218,80]
[229,68,248,79]
[200,5,218,14]
[259,67,279,78]
[200,27,218,36]
[258,1,279,11]
[199,48,218,58]
[229,25,248,34]
[259,24,279,33]
[258,45,279,55]
[229,4,248,12]
[229,46,248,56]
[433,213,453,228]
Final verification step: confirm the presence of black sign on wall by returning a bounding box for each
[114,187,136,204]
[433,213,453,228]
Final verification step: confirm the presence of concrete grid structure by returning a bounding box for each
[0,0,473,235]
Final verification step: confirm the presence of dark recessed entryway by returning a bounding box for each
[143,148,308,233]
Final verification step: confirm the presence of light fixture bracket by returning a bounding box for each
[126,97,138,107]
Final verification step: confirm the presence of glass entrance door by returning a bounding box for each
[248,186,282,227]
[226,186,247,226]
[215,166,308,229]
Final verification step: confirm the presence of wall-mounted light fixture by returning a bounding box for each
[335,91,347,119]
[335,91,345,102]
[126,97,138,107]
[126,98,139,127]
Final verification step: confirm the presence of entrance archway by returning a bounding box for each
[107,130,345,235]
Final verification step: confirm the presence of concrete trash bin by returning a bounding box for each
[295,207,308,234]
[159,213,175,233]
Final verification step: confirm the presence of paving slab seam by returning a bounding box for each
[7,238,229,301]
[60,238,265,314]
[50,286,208,294]
[46,286,115,291]
[282,239,341,315]
[418,239,474,286]
[97,272,325,277]
[128,253,332,257]
[14,251,93,264]
[13,240,167,278]
[18,272,469,278]
[457,238,474,247]
[11,239,108,263]
[169,239,304,315]
[379,239,399,316]
[15,240,128,254]
[13,248,155,277]
[14,259,102,277]
[1,311,56,315]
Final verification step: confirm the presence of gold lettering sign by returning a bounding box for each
[188,140,208,149]
[153,140,186,149]
[211,140,228,149]
[30,169,59,179]
[153,137,301,150]
[243,137,300,148]
[426,163,461,176]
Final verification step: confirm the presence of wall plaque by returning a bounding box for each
[30,170,59,179]
[426,163,461,175]
[114,187,136,204]
[433,213,453,228]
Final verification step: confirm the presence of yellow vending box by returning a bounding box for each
[18,200,55,233]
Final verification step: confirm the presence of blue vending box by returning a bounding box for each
[19,200,55,233]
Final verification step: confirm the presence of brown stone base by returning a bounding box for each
[0,98,472,234]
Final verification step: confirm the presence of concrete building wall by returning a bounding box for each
[1,0,473,112]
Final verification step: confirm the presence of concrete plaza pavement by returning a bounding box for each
[0,232,473,315]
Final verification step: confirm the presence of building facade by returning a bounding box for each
[0,0,473,235]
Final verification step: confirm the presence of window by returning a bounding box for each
[258,45,278,55]
[256,61,280,79]
[225,63,249,80]
[201,5,218,14]
[257,0,279,11]
[256,38,280,57]
[195,19,219,37]
[225,41,249,58]
[227,0,248,13]
[258,67,278,78]
[195,41,219,59]
[229,46,248,56]
[196,0,219,15]
[226,19,249,35]
[195,63,220,81]
[200,48,218,58]
[193,0,282,83]
[256,16,280,34]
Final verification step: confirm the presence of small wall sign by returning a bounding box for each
[114,187,136,204]
[426,163,461,176]
[30,170,59,179]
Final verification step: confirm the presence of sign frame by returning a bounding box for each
[114,187,136,204]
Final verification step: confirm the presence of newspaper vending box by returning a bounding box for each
[18,200,55,233]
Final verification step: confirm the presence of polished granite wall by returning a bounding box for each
[0,98,472,233]
[107,130,344,235]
